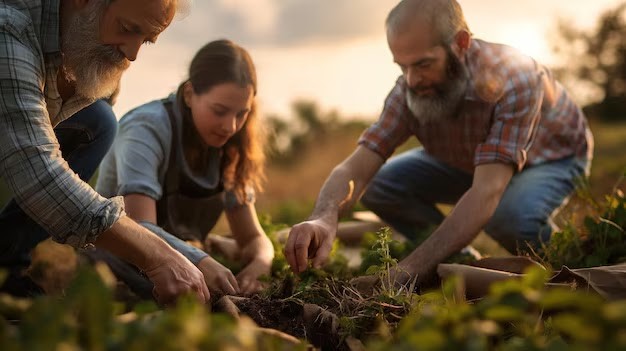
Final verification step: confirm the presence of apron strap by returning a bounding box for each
[161,98,180,195]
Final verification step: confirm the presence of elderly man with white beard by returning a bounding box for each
[0,0,210,304]
[285,0,594,287]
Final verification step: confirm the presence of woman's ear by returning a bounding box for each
[183,81,193,107]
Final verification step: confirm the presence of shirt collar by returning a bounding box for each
[463,39,483,102]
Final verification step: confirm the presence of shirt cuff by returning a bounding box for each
[138,221,208,265]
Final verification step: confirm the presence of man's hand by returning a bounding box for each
[284,219,336,273]
[142,249,211,305]
[96,216,211,305]
[196,256,240,295]
[236,235,274,294]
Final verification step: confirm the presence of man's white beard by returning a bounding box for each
[61,0,130,100]
[406,51,469,125]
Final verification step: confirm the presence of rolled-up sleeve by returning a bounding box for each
[358,77,413,160]
[474,62,543,172]
[0,29,124,247]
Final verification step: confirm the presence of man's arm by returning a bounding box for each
[285,145,385,272]
[394,162,514,284]
[0,29,208,304]
[95,216,210,304]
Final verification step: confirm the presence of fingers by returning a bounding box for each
[153,282,210,306]
[285,227,310,273]
[222,273,240,295]
[241,279,262,295]
[200,282,211,303]
[312,237,333,269]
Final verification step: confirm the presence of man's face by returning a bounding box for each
[61,0,176,100]
[387,21,469,124]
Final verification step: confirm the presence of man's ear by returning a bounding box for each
[452,30,471,54]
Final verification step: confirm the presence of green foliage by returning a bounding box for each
[359,229,417,275]
[367,266,626,351]
[541,175,626,269]
[0,266,306,351]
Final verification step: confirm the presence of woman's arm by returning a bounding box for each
[226,203,275,294]
[124,194,158,223]
[124,193,240,294]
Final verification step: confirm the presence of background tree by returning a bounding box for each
[551,2,626,120]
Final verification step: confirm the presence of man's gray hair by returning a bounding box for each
[105,0,193,18]
[386,0,470,45]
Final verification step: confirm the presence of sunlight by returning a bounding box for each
[498,24,554,64]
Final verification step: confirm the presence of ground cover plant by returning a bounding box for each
[3,174,626,351]
[2,112,626,349]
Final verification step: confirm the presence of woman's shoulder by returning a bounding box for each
[119,99,172,135]
[119,98,171,126]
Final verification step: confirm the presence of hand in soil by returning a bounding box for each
[236,264,267,294]
[197,255,240,295]
[285,218,336,273]
[237,235,274,294]
[143,249,211,305]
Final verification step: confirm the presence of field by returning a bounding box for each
[1,118,626,350]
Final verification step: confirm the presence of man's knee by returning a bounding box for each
[360,185,378,210]
[485,203,553,253]
[85,100,118,146]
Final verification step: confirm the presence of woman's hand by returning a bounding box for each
[236,235,275,294]
[196,255,240,295]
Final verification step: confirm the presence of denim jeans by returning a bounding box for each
[360,147,589,253]
[0,100,117,269]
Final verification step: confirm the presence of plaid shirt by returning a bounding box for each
[0,0,124,248]
[359,39,593,173]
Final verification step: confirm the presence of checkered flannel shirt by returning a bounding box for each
[359,39,593,173]
[0,0,125,248]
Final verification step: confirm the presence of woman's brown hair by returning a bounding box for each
[176,39,265,202]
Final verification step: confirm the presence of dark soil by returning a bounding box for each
[218,295,346,351]
[236,296,307,339]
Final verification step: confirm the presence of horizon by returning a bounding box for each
[113,0,623,121]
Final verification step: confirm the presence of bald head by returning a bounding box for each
[386,0,469,46]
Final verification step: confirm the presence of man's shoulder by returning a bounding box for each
[467,39,541,102]
[0,1,39,32]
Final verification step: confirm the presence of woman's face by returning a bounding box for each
[184,81,254,147]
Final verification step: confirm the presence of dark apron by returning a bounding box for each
[156,99,224,243]
[83,99,227,300]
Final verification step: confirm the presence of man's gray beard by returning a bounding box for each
[406,52,469,125]
[61,0,129,100]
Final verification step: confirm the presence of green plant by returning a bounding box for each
[541,170,626,269]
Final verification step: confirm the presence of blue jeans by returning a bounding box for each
[0,100,117,269]
[360,147,588,253]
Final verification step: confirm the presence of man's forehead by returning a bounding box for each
[114,0,176,35]
[388,25,441,64]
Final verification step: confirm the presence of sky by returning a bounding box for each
[113,0,624,121]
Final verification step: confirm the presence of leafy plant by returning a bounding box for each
[541,171,626,269]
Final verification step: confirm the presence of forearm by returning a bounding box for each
[401,186,501,277]
[226,205,274,264]
[95,215,176,271]
[310,146,384,222]
[139,221,208,265]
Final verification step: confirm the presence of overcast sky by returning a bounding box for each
[114,0,624,120]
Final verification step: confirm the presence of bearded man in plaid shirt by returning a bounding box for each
[285,0,593,285]
[0,0,209,303]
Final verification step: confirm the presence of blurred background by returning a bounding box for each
[1,0,625,236]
